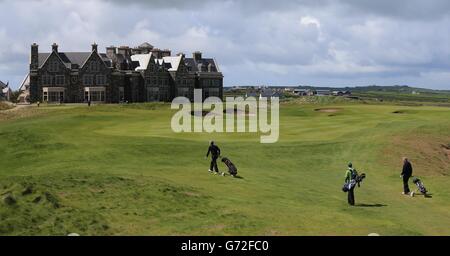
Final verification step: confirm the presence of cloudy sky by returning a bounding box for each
[1,0,450,89]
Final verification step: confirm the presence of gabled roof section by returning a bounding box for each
[139,42,154,49]
[80,51,110,69]
[131,53,153,71]
[162,56,182,72]
[38,52,111,69]
[19,74,30,91]
[39,50,68,70]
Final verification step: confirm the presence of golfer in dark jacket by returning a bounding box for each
[206,141,221,174]
[345,162,356,206]
[401,157,413,195]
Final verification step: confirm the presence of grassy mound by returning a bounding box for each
[0,173,245,235]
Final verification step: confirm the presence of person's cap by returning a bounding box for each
[348,162,353,167]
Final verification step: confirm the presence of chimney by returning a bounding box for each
[30,43,39,70]
[118,46,131,58]
[161,49,171,57]
[92,43,98,52]
[193,51,202,62]
[151,48,162,59]
[106,46,117,57]
[52,43,58,53]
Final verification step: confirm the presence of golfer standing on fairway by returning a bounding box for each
[345,163,356,206]
[206,141,221,175]
[401,157,413,195]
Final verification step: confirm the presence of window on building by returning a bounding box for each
[177,88,189,98]
[119,87,125,101]
[208,88,220,97]
[85,88,105,102]
[90,91,105,102]
[49,91,59,102]
[147,87,159,101]
[96,75,106,85]
[48,91,64,102]
[43,91,48,102]
[90,61,100,72]
[55,75,65,86]
[83,75,93,85]
[42,75,53,86]
[49,61,59,72]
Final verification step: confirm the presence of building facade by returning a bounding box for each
[0,80,12,101]
[26,42,223,103]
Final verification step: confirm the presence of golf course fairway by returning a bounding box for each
[0,101,449,235]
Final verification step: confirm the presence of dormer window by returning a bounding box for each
[49,61,59,72]
[90,61,100,72]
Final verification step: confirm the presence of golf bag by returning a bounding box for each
[342,171,366,192]
[412,177,427,194]
[342,180,356,192]
[221,157,238,177]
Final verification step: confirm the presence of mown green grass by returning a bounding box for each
[353,90,450,104]
[0,101,449,235]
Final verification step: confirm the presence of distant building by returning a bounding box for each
[332,90,352,96]
[23,42,223,103]
[294,88,314,96]
[315,90,331,96]
[17,74,30,103]
[246,88,284,99]
[0,80,6,100]
[0,80,12,101]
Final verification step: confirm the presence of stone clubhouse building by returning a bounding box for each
[23,42,223,103]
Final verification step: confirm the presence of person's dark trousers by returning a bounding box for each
[348,187,355,206]
[403,175,411,193]
[210,156,219,172]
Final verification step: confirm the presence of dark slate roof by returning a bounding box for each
[184,58,219,72]
[163,62,172,70]
[38,52,112,69]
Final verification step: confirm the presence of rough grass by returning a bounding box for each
[0,102,449,235]
[0,102,13,111]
